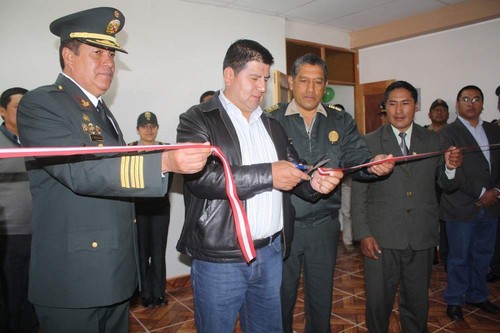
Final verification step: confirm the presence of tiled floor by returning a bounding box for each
[128,243,500,332]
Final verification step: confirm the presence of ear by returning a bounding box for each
[61,47,75,70]
[287,76,294,90]
[0,107,6,118]
[223,67,235,87]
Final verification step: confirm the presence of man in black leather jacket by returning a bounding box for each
[176,39,343,333]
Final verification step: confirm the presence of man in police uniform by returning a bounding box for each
[266,53,394,333]
[425,98,449,132]
[17,7,210,332]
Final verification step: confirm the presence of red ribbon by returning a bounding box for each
[3,142,498,262]
[316,143,500,175]
[0,144,256,263]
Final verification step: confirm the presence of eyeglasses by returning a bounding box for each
[460,96,482,104]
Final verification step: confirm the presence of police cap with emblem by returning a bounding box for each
[50,7,127,53]
[137,112,158,127]
[429,98,448,111]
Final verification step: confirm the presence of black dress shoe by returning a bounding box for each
[466,300,500,314]
[154,296,167,307]
[142,297,154,308]
[487,272,500,283]
[446,305,463,320]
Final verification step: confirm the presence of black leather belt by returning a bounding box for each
[253,231,281,249]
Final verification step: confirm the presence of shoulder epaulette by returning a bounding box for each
[327,104,343,112]
[264,104,280,113]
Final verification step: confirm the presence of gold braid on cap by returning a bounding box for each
[70,32,117,42]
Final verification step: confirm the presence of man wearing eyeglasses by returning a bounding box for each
[440,85,500,320]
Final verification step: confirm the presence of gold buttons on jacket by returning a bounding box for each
[406,191,412,197]
[92,241,98,248]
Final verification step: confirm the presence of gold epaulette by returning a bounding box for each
[264,104,280,113]
[327,104,343,112]
[120,155,145,189]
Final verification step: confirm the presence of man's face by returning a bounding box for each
[0,93,24,134]
[223,60,270,116]
[385,88,417,132]
[137,124,158,143]
[456,88,483,122]
[64,43,115,97]
[289,64,326,112]
[428,106,449,124]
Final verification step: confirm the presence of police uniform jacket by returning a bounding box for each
[439,118,500,221]
[267,102,374,224]
[351,123,462,250]
[17,74,170,308]
[176,91,321,262]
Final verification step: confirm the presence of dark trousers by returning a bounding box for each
[364,247,434,333]
[489,218,500,276]
[35,299,129,333]
[137,214,170,299]
[0,235,38,333]
[444,212,497,305]
[281,217,340,333]
[439,220,448,267]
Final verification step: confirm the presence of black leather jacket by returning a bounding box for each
[176,92,320,262]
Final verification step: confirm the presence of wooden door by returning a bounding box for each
[355,80,394,134]
[272,70,292,104]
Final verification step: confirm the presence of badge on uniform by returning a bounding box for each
[328,130,339,144]
[82,117,104,146]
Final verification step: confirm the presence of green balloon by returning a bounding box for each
[322,87,335,103]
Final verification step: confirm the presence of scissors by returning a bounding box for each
[295,155,331,175]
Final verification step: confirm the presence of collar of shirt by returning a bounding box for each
[62,73,100,107]
[0,123,20,145]
[391,123,414,147]
[219,90,263,124]
[284,99,328,118]
[457,115,483,129]
[457,114,490,167]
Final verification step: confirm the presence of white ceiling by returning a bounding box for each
[178,0,467,32]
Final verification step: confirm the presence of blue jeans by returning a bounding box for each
[191,235,282,333]
[444,209,497,305]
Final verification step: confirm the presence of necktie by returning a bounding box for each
[97,101,118,139]
[399,132,409,156]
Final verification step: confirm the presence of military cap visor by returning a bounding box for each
[50,7,127,53]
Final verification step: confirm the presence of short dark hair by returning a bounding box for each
[0,87,28,108]
[59,39,82,70]
[456,85,484,101]
[290,53,328,81]
[384,80,418,103]
[222,39,274,75]
[199,90,215,103]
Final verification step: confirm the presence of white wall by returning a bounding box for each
[359,18,500,126]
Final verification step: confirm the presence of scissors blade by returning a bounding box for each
[312,158,330,169]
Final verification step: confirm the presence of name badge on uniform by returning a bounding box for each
[90,134,104,142]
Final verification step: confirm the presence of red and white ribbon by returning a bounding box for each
[0,144,257,263]
[316,143,500,176]
[3,142,498,262]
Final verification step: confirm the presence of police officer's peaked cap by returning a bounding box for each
[50,7,127,53]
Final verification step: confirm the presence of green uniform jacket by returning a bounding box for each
[17,74,170,308]
[266,102,373,223]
